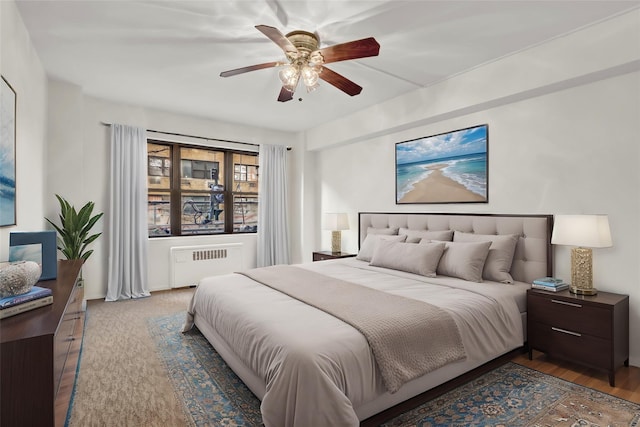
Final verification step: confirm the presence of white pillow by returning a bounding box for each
[356,234,406,262]
[398,228,454,243]
[433,241,492,282]
[370,240,446,277]
[453,231,519,283]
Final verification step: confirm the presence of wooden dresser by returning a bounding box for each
[527,288,629,386]
[1,260,84,427]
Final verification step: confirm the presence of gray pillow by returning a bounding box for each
[453,231,519,283]
[367,227,399,236]
[398,228,454,243]
[356,234,406,262]
[433,241,492,282]
[370,240,446,277]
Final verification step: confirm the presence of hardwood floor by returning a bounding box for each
[513,350,640,404]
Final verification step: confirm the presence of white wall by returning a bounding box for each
[0,1,48,261]
[309,10,640,366]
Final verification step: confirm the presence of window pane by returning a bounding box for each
[148,143,171,190]
[232,153,259,192]
[233,196,258,232]
[180,147,224,190]
[181,193,224,234]
[148,193,171,236]
[247,166,258,182]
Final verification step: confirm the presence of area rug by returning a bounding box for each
[148,312,263,426]
[149,312,640,427]
[382,363,640,427]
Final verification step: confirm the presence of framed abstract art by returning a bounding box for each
[1,76,17,226]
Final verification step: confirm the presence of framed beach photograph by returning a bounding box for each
[9,231,58,280]
[395,124,488,204]
[1,76,17,226]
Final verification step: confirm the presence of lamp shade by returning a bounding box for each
[323,213,349,231]
[551,215,612,248]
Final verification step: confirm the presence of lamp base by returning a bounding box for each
[570,247,597,295]
[331,231,342,254]
[569,285,598,296]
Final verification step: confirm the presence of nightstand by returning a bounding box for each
[527,288,629,386]
[312,251,356,262]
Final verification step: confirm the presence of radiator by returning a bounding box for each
[170,243,243,288]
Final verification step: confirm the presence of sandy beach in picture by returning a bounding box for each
[399,164,485,203]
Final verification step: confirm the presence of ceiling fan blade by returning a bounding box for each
[255,25,298,55]
[319,67,363,96]
[220,61,281,77]
[315,37,380,64]
[277,86,294,102]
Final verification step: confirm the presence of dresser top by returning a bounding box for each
[0,260,83,343]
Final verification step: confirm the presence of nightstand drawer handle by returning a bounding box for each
[551,327,582,337]
[551,299,582,308]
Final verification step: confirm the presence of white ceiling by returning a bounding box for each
[15,0,638,132]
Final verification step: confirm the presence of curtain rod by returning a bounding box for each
[100,122,292,151]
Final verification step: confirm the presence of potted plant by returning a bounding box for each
[45,195,104,282]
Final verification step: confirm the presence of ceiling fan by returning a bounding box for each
[220,25,380,102]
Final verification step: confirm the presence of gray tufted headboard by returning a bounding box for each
[359,212,553,284]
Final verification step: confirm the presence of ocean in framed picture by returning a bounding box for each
[1,76,17,226]
[396,124,488,204]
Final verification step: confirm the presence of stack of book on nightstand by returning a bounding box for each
[0,286,53,319]
[531,277,569,292]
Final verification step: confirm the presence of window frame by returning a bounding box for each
[147,139,259,237]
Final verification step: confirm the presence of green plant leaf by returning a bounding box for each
[45,194,103,262]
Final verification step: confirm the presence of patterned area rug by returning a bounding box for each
[148,313,262,426]
[383,364,640,427]
[149,313,640,427]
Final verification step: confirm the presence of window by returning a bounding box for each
[147,140,258,237]
[234,164,258,182]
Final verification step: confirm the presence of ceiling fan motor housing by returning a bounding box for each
[285,30,321,62]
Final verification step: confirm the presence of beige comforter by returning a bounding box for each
[240,265,466,393]
[184,259,524,427]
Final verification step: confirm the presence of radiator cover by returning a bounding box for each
[170,243,243,288]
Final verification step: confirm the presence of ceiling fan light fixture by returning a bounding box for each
[220,25,380,102]
[279,65,299,85]
[305,82,319,93]
[301,65,319,87]
[280,67,300,93]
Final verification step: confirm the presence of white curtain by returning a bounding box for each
[257,144,290,267]
[105,124,150,301]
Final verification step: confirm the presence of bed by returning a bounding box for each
[184,212,553,426]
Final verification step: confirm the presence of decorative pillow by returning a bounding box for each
[370,240,446,277]
[434,241,492,282]
[367,227,399,236]
[453,231,519,283]
[356,234,406,262]
[399,228,454,243]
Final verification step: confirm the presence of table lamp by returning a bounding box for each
[323,213,349,254]
[551,214,612,295]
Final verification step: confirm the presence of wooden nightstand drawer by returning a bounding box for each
[528,321,611,369]
[528,293,610,338]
